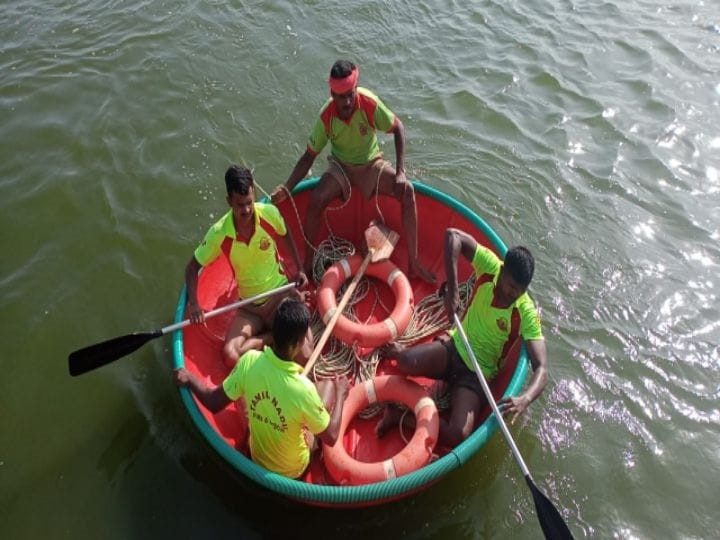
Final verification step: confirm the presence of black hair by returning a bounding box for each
[330,60,356,79]
[224,165,254,197]
[272,298,311,355]
[504,246,535,288]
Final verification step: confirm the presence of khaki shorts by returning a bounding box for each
[325,156,395,200]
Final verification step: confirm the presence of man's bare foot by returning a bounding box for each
[409,261,437,284]
[375,404,405,438]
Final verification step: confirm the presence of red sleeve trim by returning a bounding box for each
[500,308,521,360]
[357,93,378,130]
[221,237,233,258]
[320,103,336,137]
[460,273,494,318]
[258,216,280,238]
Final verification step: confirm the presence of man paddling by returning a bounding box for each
[175,298,349,479]
[271,59,435,284]
[380,228,548,447]
[186,165,308,367]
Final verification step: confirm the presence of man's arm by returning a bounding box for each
[498,339,549,424]
[271,150,316,204]
[391,118,406,179]
[281,231,308,289]
[317,377,350,447]
[174,368,232,413]
[185,256,204,324]
[443,228,478,318]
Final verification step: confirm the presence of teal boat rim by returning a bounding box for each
[172,178,530,505]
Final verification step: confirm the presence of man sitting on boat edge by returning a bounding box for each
[379,228,548,448]
[174,298,349,479]
[270,59,436,284]
[185,165,308,367]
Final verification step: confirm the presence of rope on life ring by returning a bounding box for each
[316,254,414,348]
[323,375,439,486]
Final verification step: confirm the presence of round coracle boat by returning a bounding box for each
[172,178,529,507]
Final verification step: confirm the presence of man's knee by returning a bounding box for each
[395,350,422,375]
[395,352,412,373]
[394,178,415,205]
[442,423,470,447]
[311,174,344,207]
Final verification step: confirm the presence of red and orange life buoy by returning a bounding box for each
[316,254,414,348]
[323,375,439,486]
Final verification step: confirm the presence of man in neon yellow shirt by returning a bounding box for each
[271,59,435,284]
[381,228,548,447]
[185,165,308,367]
[174,298,349,478]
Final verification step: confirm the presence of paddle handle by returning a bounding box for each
[453,313,532,479]
[302,252,372,376]
[162,282,297,335]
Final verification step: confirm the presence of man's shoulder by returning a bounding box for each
[206,210,234,236]
[317,97,334,116]
[295,373,317,390]
[254,201,279,216]
[357,87,382,102]
[235,349,264,371]
[254,202,285,233]
[515,292,539,318]
[472,244,503,274]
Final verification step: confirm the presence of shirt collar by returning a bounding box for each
[263,346,302,374]
[223,207,258,243]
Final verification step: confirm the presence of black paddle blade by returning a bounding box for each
[526,476,574,540]
[68,330,162,376]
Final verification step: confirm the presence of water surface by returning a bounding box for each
[1,0,719,538]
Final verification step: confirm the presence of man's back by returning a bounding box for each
[222,346,329,478]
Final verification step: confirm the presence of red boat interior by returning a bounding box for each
[181,187,522,485]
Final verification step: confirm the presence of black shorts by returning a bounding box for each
[437,334,485,397]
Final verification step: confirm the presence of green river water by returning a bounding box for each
[1,1,719,538]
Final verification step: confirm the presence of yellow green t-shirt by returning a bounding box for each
[193,203,288,299]
[222,346,330,478]
[307,87,397,165]
[450,244,543,378]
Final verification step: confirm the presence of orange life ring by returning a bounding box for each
[316,254,414,348]
[323,375,439,486]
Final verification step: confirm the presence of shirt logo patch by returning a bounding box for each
[259,237,271,251]
[496,318,508,332]
[359,123,368,136]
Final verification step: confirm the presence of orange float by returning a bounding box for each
[316,254,414,348]
[323,375,439,486]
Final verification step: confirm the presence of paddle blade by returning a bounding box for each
[68,330,162,376]
[526,476,574,540]
[365,221,399,262]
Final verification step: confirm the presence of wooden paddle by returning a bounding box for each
[68,282,297,377]
[302,221,399,376]
[452,313,574,539]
